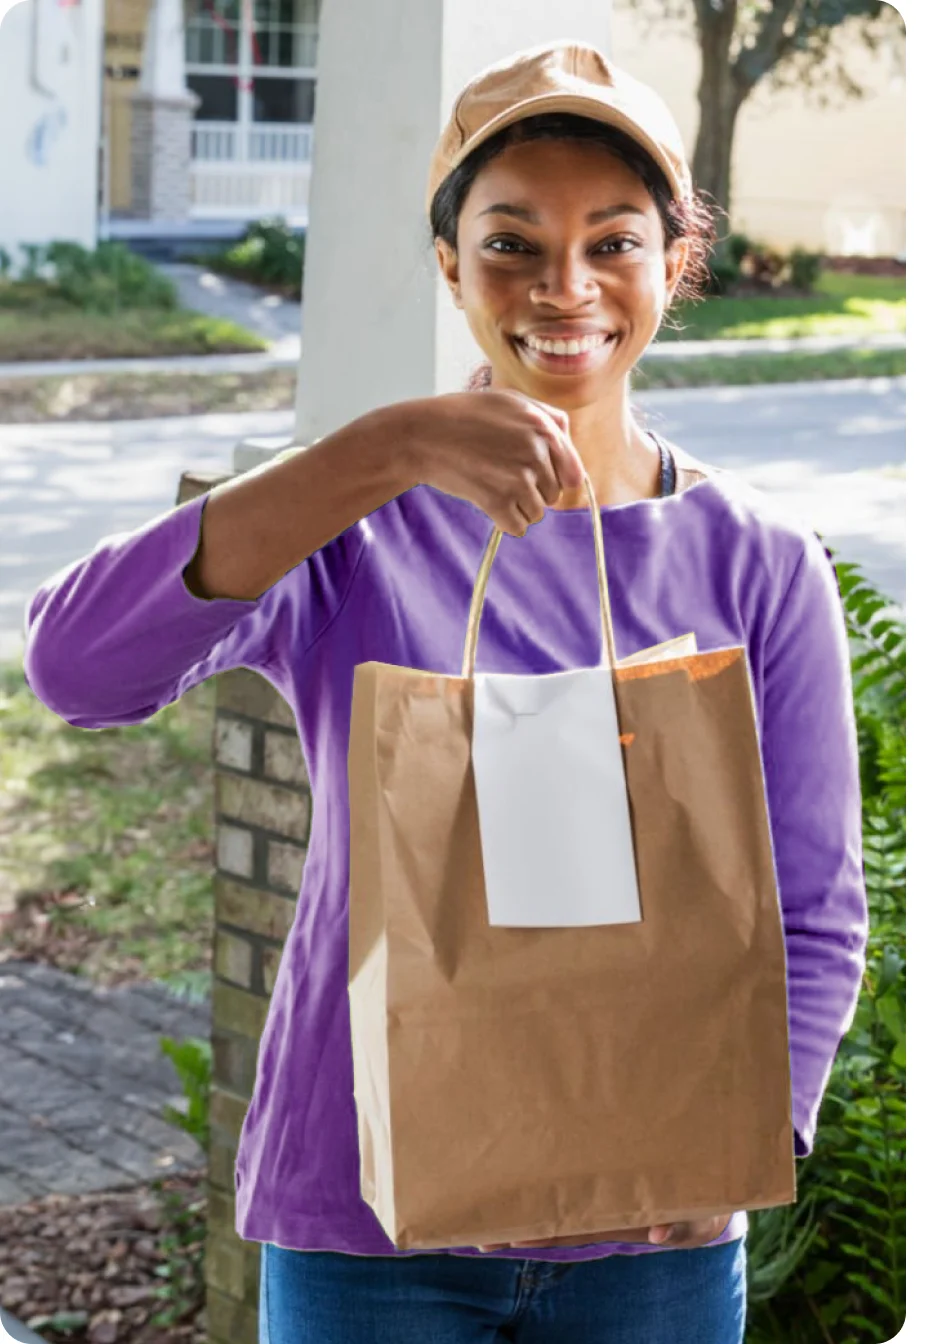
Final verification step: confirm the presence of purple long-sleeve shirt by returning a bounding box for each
[22,442,868,1260]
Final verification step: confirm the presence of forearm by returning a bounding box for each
[184,401,422,602]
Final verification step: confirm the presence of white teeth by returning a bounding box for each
[522,333,609,355]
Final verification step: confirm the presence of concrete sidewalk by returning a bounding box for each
[157,262,301,362]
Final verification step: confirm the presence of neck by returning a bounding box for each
[490,369,661,508]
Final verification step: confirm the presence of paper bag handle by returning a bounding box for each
[461,472,617,679]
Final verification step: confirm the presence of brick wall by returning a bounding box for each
[176,472,310,1344]
[131,93,198,222]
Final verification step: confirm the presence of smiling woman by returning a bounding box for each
[428,110,716,511]
[22,38,868,1344]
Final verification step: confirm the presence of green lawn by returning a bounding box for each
[634,345,905,389]
[0,282,265,362]
[0,663,216,987]
[659,271,906,343]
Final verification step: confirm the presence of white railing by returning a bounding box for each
[192,124,240,162]
[190,123,313,219]
[191,162,311,217]
[192,122,312,164]
[248,125,313,162]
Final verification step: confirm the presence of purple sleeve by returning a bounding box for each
[22,491,364,730]
[759,531,869,1158]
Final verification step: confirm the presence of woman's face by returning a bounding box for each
[436,136,689,409]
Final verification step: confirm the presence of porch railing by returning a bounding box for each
[190,122,313,220]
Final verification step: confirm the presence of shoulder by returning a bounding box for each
[668,438,826,561]
[661,438,839,631]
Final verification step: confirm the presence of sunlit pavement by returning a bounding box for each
[0,378,904,665]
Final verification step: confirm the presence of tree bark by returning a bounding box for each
[690,2,744,232]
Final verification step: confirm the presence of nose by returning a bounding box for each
[530,248,599,308]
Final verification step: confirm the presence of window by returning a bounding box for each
[188,73,238,122]
[184,0,319,151]
[253,77,315,124]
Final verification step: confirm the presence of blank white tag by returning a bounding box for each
[472,666,642,928]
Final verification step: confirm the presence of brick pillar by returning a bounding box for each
[176,472,310,1344]
[130,90,199,222]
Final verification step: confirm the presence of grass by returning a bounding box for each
[0,661,216,987]
[0,281,265,363]
[635,345,905,389]
[659,272,906,343]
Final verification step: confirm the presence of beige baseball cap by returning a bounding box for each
[426,41,692,214]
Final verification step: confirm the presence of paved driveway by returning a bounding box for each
[0,378,905,665]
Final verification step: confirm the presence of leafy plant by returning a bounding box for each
[746,548,905,1341]
[160,1035,212,1154]
[148,1036,212,1329]
[44,240,178,313]
[706,234,827,296]
[705,231,752,294]
[203,215,305,297]
[0,245,11,277]
[789,248,824,292]
[20,242,48,281]
[149,1181,207,1330]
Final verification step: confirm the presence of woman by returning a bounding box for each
[23,42,867,1344]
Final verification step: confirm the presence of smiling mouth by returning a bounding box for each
[512,331,618,371]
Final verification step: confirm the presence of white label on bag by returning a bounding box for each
[472,666,643,928]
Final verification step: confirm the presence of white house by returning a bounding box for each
[0,0,104,263]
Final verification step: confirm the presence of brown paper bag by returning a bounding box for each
[348,478,796,1251]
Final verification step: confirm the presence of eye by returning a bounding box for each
[595,235,641,255]
[484,236,533,255]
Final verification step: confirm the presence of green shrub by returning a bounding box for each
[746,554,905,1342]
[206,216,305,297]
[160,1035,212,1155]
[789,247,824,293]
[44,240,178,312]
[705,231,752,294]
[706,235,825,297]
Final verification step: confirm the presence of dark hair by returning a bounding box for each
[428,112,717,390]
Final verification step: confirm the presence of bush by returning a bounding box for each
[788,247,824,292]
[704,234,824,296]
[45,240,178,312]
[705,231,752,295]
[205,215,305,297]
[0,240,178,312]
[160,1034,212,1155]
[746,555,905,1342]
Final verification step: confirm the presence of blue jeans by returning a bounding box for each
[258,1236,747,1342]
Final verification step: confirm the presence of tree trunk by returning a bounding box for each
[691,11,745,234]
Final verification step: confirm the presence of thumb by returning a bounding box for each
[648,1225,673,1245]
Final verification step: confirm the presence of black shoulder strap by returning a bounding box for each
[648,431,676,497]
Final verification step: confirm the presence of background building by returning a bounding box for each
[1,0,905,259]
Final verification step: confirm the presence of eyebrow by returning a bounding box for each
[476,202,647,224]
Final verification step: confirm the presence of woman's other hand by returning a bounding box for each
[476,1212,734,1253]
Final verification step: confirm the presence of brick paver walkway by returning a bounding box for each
[0,960,211,1207]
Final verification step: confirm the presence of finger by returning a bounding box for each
[509,500,532,537]
[520,400,582,496]
[516,471,549,525]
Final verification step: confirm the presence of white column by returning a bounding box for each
[0,0,104,264]
[235,0,611,467]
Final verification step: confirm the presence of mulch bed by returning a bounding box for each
[822,255,906,277]
[0,1172,207,1344]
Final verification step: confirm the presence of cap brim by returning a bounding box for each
[432,91,689,208]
